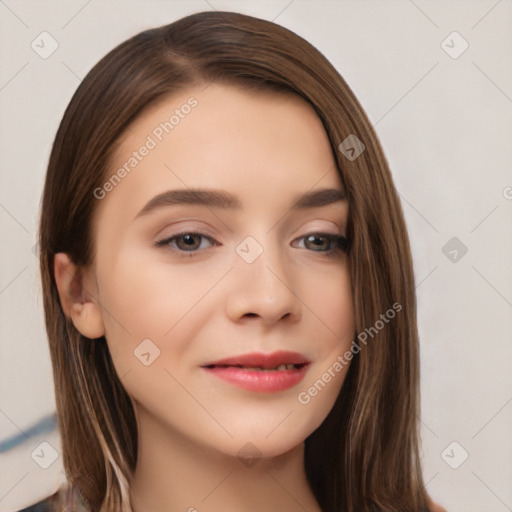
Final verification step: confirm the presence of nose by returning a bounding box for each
[225,239,302,326]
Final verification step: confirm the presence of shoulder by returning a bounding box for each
[426,496,448,512]
[15,485,92,512]
[16,496,55,512]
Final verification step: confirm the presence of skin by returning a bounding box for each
[426,497,448,512]
[53,83,445,512]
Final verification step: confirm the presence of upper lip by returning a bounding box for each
[201,351,311,369]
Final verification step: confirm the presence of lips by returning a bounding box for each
[201,351,311,392]
[201,350,311,370]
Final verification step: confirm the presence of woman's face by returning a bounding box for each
[86,83,355,459]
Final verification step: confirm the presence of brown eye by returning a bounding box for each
[155,232,218,256]
[294,233,348,257]
[174,234,202,251]
[304,234,330,251]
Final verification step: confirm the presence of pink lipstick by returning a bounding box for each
[201,351,311,392]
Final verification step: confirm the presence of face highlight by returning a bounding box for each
[85,83,355,460]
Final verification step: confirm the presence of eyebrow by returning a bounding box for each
[134,187,346,220]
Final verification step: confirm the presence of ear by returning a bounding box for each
[53,253,105,339]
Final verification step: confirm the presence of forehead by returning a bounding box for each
[96,83,343,223]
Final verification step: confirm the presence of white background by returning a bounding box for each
[0,1,511,511]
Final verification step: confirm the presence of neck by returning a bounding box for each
[129,406,322,512]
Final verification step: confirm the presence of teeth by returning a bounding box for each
[240,364,297,371]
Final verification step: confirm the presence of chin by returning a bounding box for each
[209,425,312,463]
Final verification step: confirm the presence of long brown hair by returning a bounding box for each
[39,10,429,511]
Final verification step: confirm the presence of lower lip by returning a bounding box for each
[202,365,309,392]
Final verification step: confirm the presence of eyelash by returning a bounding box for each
[155,231,349,258]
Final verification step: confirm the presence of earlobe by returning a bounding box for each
[53,253,105,339]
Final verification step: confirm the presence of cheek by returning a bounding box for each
[303,263,354,344]
[101,248,185,324]
[96,249,225,366]
[297,265,354,408]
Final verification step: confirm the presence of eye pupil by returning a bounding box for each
[306,235,328,250]
[179,234,200,250]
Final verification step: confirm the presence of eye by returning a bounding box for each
[293,233,348,257]
[155,231,349,258]
[155,232,218,256]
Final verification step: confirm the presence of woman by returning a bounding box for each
[30,10,447,512]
